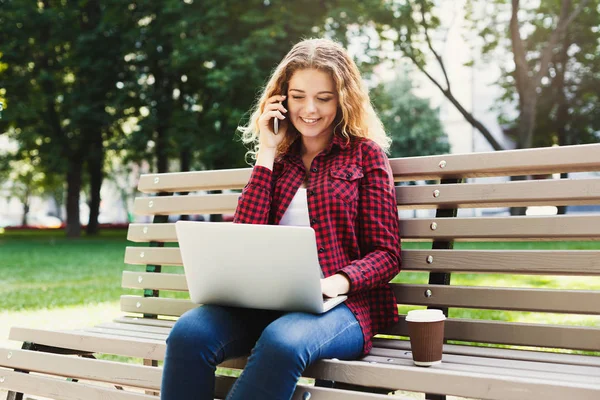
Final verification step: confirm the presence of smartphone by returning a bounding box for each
[273,98,287,135]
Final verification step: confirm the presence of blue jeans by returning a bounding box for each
[161,303,363,400]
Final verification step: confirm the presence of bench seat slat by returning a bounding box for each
[362,353,599,385]
[96,322,172,335]
[366,347,600,380]
[392,283,600,314]
[0,348,161,390]
[9,327,166,360]
[372,339,600,368]
[8,324,599,399]
[82,327,168,342]
[114,316,176,328]
[304,357,600,400]
[126,216,600,243]
[0,369,157,400]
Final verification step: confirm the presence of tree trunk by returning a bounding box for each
[66,157,83,237]
[517,93,538,149]
[179,148,191,221]
[21,196,30,226]
[86,130,104,235]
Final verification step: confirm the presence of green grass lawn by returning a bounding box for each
[0,228,141,310]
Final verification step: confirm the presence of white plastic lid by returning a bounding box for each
[405,309,446,322]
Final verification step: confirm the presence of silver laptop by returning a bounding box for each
[175,221,347,314]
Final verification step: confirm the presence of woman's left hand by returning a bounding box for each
[321,274,351,298]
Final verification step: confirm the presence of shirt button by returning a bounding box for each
[311,167,318,173]
[311,218,317,224]
[346,172,352,179]
[308,189,314,196]
[318,247,324,253]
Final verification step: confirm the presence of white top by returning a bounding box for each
[405,309,446,322]
[279,188,310,227]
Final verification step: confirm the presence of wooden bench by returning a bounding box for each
[1,143,600,400]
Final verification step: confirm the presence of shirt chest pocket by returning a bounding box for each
[328,165,364,204]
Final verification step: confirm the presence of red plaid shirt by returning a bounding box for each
[233,134,401,354]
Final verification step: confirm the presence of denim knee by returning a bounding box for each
[166,308,220,365]
[254,324,310,370]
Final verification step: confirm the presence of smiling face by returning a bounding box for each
[287,68,339,141]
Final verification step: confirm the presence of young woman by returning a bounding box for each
[161,37,401,400]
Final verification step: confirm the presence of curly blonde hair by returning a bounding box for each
[238,37,390,162]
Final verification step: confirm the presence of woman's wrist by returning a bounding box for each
[255,146,277,170]
[333,273,351,295]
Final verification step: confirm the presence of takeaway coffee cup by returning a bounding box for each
[406,309,446,367]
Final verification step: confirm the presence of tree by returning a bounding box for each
[0,0,135,236]
[380,0,505,151]
[372,76,450,158]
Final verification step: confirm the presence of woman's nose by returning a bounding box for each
[305,98,317,113]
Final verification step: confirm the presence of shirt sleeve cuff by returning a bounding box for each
[339,263,369,294]
[247,165,273,190]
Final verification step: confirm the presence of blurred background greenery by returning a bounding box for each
[1,0,598,237]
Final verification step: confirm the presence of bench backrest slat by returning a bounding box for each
[131,178,600,216]
[127,215,600,242]
[124,247,600,276]
[391,284,600,315]
[136,143,600,193]
[383,317,600,352]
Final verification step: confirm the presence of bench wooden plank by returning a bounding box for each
[120,296,600,351]
[397,178,600,209]
[138,168,251,193]
[123,248,600,276]
[122,272,600,315]
[114,316,176,329]
[103,320,600,369]
[96,322,172,336]
[401,215,600,240]
[83,327,168,342]
[9,327,166,360]
[135,178,600,214]
[134,193,239,216]
[362,353,599,386]
[366,347,600,380]
[126,215,600,242]
[0,348,161,390]
[0,368,157,400]
[122,271,187,291]
[402,249,600,275]
[136,143,600,192]
[392,284,600,314]
[389,142,600,181]
[384,317,600,352]
[121,295,195,317]
[372,339,600,368]
[304,358,600,400]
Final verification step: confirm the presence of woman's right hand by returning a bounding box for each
[258,94,288,150]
